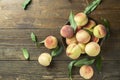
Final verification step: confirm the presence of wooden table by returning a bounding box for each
[0,0,120,80]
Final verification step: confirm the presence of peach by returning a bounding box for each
[80,65,94,79]
[74,12,88,27]
[66,43,82,59]
[83,20,96,30]
[93,24,106,38]
[66,36,77,45]
[38,53,52,66]
[76,30,91,43]
[44,36,58,49]
[85,42,100,57]
[78,43,86,54]
[91,35,99,43]
[60,25,74,38]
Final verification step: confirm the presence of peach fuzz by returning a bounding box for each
[76,30,91,43]
[85,42,100,57]
[93,24,106,38]
[38,53,52,66]
[66,36,77,45]
[83,20,96,30]
[80,65,94,79]
[60,25,74,38]
[66,43,82,59]
[44,36,58,49]
[74,12,88,27]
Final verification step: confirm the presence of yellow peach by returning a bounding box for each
[66,43,82,59]
[78,43,86,54]
[76,30,91,43]
[85,42,100,57]
[66,36,77,45]
[93,24,106,38]
[38,53,52,66]
[80,65,94,79]
[74,12,88,27]
[83,20,96,30]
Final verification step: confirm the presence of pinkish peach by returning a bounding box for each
[76,30,91,43]
[44,36,58,49]
[60,25,74,38]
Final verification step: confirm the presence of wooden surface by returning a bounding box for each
[0,0,120,80]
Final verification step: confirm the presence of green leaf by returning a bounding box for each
[22,48,30,60]
[74,58,95,67]
[51,45,63,57]
[22,0,32,10]
[31,32,37,43]
[68,60,76,80]
[84,0,102,15]
[95,55,102,72]
[69,11,77,31]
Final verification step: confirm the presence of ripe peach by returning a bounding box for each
[38,53,52,66]
[60,25,74,38]
[85,42,100,57]
[76,30,91,43]
[78,43,86,54]
[44,36,58,49]
[66,43,82,59]
[91,35,99,43]
[80,65,94,79]
[93,24,106,38]
[66,36,77,45]
[83,20,96,30]
[74,12,88,27]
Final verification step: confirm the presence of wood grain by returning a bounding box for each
[0,0,120,80]
[0,61,119,80]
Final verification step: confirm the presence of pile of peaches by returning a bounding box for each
[37,12,107,79]
[60,12,106,59]
[60,12,107,79]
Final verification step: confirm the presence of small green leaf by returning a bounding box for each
[31,32,37,43]
[69,11,77,31]
[22,0,32,10]
[51,45,63,57]
[95,55,102,72]
[68,60,76,80]
[22,48,30,60]
[84,0,102,15]
[74,58,95,67]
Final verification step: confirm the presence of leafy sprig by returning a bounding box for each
[69,11,77,32]
[22,48,30,60]
[84,0,102,15]
[22,0,32,10]
[68,58,95,80]
[95,55,102,72]
[51,45,63,57]
[68,60,76,80]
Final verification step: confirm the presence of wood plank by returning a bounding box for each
[87,0,120,10]
[0,0,86,28]
[0,60,119,80]
[0,27,119,60]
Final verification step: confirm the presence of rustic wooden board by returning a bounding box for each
[0,61,119,80]
[0,0,120,80]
